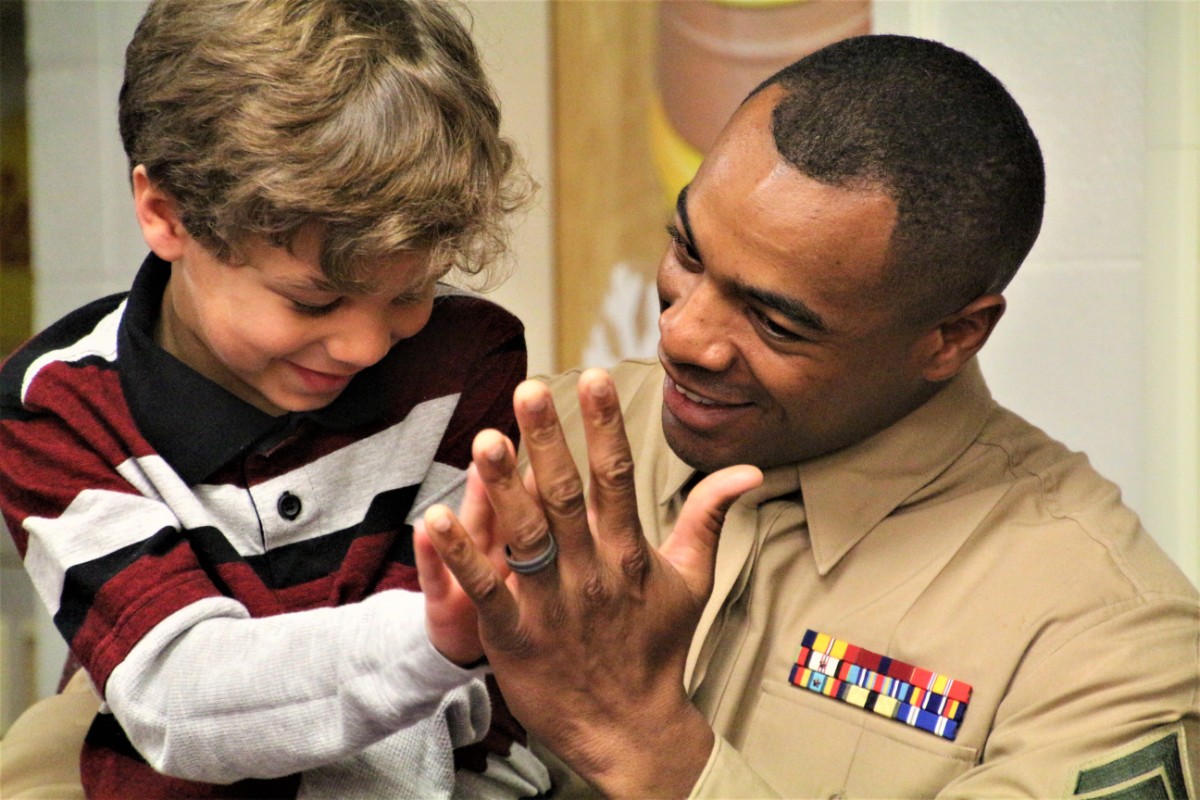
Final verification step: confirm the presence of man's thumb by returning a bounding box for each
[660,465,763,600]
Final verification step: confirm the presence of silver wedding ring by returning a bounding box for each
[504,535,558,575]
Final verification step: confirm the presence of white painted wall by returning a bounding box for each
[467,0,555,376]
[1142,1,1199,586]
[6,0,1196,728]
[873,1,1198,583]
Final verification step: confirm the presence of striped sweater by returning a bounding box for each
[0,254,548,798]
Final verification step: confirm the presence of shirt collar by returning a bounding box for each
[118,253,388,484]
[658,359,994,575]
[798,359,994,575]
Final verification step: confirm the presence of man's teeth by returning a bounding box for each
[679,385,718,405]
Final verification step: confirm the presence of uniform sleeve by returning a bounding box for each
[938,593,1199,798]
[530,730,781,799]
[688,736,782,799]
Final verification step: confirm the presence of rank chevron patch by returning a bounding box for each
[788,629,973,742]
[1071,725,1194,800]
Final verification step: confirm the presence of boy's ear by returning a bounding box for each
[917,294,1007,382]
[132,165,188,262]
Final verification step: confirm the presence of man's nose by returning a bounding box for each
[658,280,736,372]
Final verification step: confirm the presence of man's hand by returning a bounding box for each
[422,369,762,797]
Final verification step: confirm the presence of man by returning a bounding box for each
[422,34,1199,798]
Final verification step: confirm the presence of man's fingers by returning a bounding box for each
[512,380,592,564]
[458,464,491,546]
[660,465,763,600]
[472,428,553,564]
[422,504,520,627]
[576,369,641,550]
[457,463,509,575]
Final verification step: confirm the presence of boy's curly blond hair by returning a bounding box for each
[120,0,532,290]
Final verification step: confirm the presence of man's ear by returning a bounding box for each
[131,165,188,262]
[918,294,1006,382]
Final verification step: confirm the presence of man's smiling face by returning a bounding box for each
[655,85,942,472]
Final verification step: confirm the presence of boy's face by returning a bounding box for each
[158,226,436,416]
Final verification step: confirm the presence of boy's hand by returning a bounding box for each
[414,463,508,667]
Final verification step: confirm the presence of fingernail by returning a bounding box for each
[589,378,611,399]
[428,509,452,532]
[486,440,506,462]
[524,392,546,413]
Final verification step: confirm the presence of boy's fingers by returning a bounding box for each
[422,504,521,632]
[413,520,451,601]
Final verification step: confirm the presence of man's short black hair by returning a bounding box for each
[756,34,1045,320]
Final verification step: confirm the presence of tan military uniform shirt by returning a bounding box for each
[540,358,1198,798]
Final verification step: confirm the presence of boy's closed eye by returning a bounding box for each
[290,297,342,316]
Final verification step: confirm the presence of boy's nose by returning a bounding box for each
[326,317,395,368]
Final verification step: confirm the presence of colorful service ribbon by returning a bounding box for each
[788,629,973,742]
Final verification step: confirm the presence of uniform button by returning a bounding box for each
[277,491,302,521]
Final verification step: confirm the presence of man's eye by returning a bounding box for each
[665,223,701,265]
[753,308,805,343]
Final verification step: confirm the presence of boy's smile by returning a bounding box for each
[287,362,356,396]
[154,223,436,416]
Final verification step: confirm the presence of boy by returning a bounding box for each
[0,0,548,797]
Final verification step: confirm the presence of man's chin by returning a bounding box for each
[662,415,744,474]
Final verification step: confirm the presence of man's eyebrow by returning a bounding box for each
[739,282,829,333]
[674,184,827,333]
[675,185,703,262]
